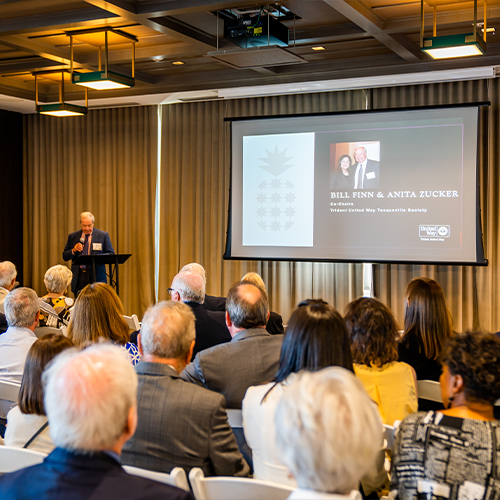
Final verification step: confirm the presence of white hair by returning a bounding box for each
[275,367,383,494]
[140,301,195,359]
[80,211,95,223]
[43,343,137,453]
[241,272,266,292]
[4,287,39,328]
[172,271,205,304]
[180,263,206,284]
[44,265,73,295]
[0,261,17,288]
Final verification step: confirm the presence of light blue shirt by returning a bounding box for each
[0,325,37,383]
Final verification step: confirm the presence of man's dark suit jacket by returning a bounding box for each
[121,362,249,478]
[62,228,115,293]
[351,159,380,189]
[186,302,231,360]
[181,328,283,409]
[202,295,284,336]
[0,447,193,500]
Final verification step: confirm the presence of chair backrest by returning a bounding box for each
[123,465,190,491]
[34,326,65,339]
[189,467,295,500]
[0,379,20,403]
[417,380,442,403]
[0,446,47,473]
[123,314,140,331]
[383,424,395,451]
[226,409,243,428]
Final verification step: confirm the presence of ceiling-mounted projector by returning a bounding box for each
[224,14,288,49]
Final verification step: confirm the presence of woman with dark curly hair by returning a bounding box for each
[391,332,500,500]
[345,297,417,425]
[398,277,453,380]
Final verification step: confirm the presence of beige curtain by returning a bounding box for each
[370,79,492,332]
[158,91,368,323]
[23,106,157,317]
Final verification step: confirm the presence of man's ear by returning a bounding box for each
[137,333,143,356]
[225,311,232,328]
[125,406,138,440]
[451,373,464,395]
[185,340,195,364]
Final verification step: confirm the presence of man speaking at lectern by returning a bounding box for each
[63,212,115,297]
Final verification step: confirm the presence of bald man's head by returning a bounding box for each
[226,281,269,329]
[171,271,205,304]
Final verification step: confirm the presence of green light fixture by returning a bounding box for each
[421,0,487,60]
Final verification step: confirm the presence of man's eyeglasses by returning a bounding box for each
[167,288,178,296]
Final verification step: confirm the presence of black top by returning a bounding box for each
[398,331,442,381]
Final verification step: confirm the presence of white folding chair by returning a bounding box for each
[123,314,140,331]
[34,326,65,339]
[417,380,442,403]
[226,409,243,428]
[123,465,190,491]
[0,446,47,473]
[189,467,295,500]
[0,379,20,418]
[383,424,395,452]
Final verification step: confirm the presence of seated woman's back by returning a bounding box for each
[345,297,417,426]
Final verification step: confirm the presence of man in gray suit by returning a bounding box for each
[121,301,249,478]
[181,281,283,409]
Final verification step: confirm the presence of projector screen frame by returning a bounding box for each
[223,102,489,267]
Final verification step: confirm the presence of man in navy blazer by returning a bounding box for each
[0,343,193,500]
[62,211,114,296]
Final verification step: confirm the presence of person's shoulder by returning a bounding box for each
[399,411,432,428]
[244,382,275,403]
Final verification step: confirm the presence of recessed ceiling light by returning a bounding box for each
[154,56,163,63]
[312,46,325,51]
[172,61,185,65]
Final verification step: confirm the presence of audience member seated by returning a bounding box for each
[169,271,230,359]
[182,280,283,466]
[0,288,39,383]
[241,272,284,335]
[67,283,140,365]
[275,367,383,500]
[38,265,74,328]
[242,299,354,487]
[0,344,194,500]
[0,261,17,334]
[182,281,283,409]
[180,263,226,312]
[391,332,500,500]
[121,301,249,477]
[345,297,418,425]
[398,277,453,381]
[4,334,74,453]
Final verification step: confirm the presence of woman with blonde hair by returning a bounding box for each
[67,283,140,365]
[398,277,453,380]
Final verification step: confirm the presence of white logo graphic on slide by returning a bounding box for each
[256,146,296,232]
[419,225,450,238]
[242,133,314,247]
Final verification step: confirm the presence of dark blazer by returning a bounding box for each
[62,228,115,293]
[0,447,193,500]
[181,328,283,409]
[186,302,231,360]
[351,159,380,189]
[121,362,250,478]
[202,295,284,335]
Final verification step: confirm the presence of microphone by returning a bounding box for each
[78,235,85,253]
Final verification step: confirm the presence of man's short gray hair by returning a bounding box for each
[4,287,39,328]
[140,301,196,359]
[275,367,382,494]
[44,265,73,295]
[226,282,268,329]
[0,261,17,288]
[180,263,206,284]
[172,272,205,304]
[80,211,95,223]
[43,344,137,453]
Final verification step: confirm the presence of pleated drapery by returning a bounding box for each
[23,106,157,317]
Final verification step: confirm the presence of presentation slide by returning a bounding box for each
[225,105,486,265]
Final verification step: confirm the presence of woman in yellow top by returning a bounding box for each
[345,297,418,426]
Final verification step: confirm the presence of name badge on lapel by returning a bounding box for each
[366,172,376,180]
[93,243,103,251]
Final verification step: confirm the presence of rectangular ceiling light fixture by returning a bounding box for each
[68,27,137,90]
[37,102,88,117]
[420,0,487,60]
